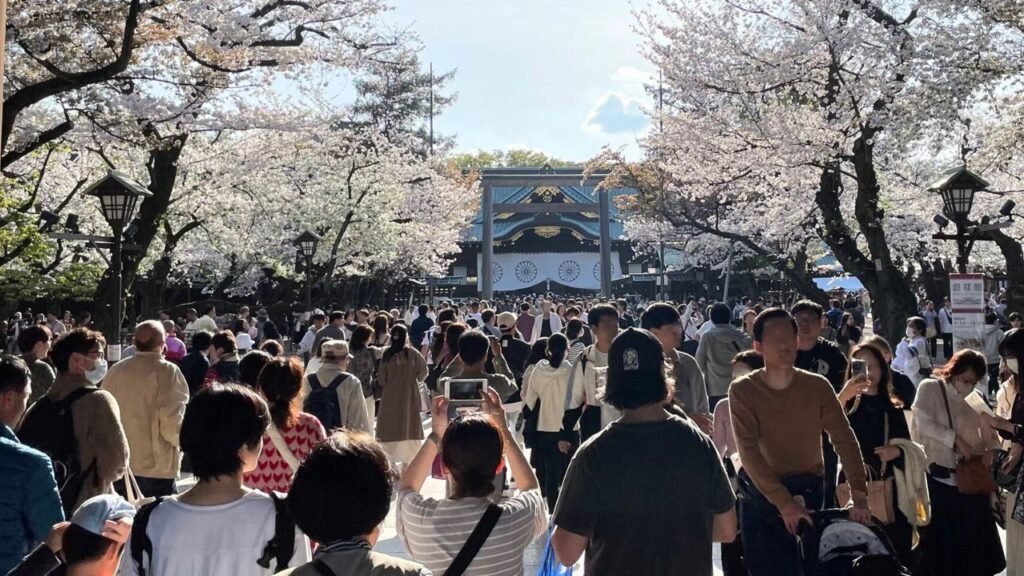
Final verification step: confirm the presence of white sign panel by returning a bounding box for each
[949,273,986,353]
[477,252,620,292]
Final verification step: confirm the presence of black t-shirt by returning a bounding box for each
[552,415,735,576]
[410,316,433,348]
[845,393,911,477]
[795,338,849,393]
[540,317,553,338]
[892,372,917,407]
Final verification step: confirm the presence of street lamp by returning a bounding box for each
[293,231,321,312]
[83,170,152,356]
[928,164,995,273]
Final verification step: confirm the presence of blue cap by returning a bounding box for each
[70,495,137,536]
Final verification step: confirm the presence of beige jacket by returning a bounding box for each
[46,374,129,510]
[103,351,190,479]
[911,378,995,470]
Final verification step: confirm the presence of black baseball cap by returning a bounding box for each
[608,327,664,380]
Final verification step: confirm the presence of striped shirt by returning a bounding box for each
[396,488,547,576]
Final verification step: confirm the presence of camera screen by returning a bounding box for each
[449,379,485,400]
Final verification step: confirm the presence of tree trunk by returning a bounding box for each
[815,149,917,347]
[986,230,1024,315]
[92,135,187,344]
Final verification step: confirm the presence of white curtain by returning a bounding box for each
[477,252,619,292]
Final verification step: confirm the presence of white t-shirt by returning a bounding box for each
[397,488,547,576]
[119,491,312,576]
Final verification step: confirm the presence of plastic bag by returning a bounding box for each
[537,526,573,576]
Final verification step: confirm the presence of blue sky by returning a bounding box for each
[382,0,655,162]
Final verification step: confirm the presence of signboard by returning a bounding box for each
[949,273,986,353]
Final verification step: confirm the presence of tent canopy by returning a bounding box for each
[813,276,864,292]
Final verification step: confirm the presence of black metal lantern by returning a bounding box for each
[927,165,990,225]
[294,231,322,260]
[84,170,152,231]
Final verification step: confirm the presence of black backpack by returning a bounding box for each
[18,386,100,516]
[304,374,347,431]
[130,492,295,576]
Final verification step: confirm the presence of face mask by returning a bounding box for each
[1008,358,1020,375]
[905,327,916,338]
[85,358,108,384]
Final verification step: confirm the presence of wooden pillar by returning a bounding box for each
[599,188,612,297]
[481,183,494,299]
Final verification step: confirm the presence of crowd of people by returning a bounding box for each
[1,291,1023,576]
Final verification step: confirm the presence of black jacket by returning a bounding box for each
[179,351,210,396]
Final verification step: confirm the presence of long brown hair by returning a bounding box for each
[256,356,304,429]
[846,344,902,414]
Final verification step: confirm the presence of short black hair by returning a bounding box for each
[587,304,619,328]
[0,355,31,394]
[790,300,824,319]
[906,316,927,334]
[210,330,236,354]
[436,308,457,324]
[238,349,273,389]
[458,330,490,366]
[418,304,428,315]
[190,330,213,353]
[441,413,503,497]
[61,523,117,565]
[50,328,105,373]
[520,302,531,312]
[181,384,269,482]
[985,312,998,325]
[566,318,583,340]
[1012,312,1023,323]
[288,432,396,542]
[732,350,765,371]
[640,303,680,330]
[203,305,216,315]
[17,325,51,354]
[260,339,284,357]
[330,311,345,323]
[481,310,495,323]
[753,308,798,343]
[710,303,731,325]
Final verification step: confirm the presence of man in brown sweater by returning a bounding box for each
[729,308,870,576]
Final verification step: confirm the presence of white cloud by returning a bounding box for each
[610,66,654,88]
[582,92,649,135]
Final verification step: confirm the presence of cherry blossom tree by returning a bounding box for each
[634,0,1024,343]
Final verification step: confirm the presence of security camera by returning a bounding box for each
[933,214,950,228]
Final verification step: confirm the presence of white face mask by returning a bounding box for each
[1008,358,1020,375]
[85,358,108,384]
[905,327,916,339]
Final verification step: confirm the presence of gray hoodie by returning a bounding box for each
[695,324,753,398]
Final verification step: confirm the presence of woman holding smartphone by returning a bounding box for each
[839,344,914,565]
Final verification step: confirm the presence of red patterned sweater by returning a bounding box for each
[243,412,326,493]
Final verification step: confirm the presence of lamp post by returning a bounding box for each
[928,164,1006,274]
[293,231,321,313]
[83,171,152,356]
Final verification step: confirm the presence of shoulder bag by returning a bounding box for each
[267,423,301,475]
[445,504,503,576]
[837,413,895,524]
[938,381,997,495]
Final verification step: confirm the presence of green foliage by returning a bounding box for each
[450,148,581,171]
[0,180,53,267]
[0,262,104,305]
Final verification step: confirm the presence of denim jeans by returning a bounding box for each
[738,472,823,576]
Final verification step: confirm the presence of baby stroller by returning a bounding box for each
[798,510,909,576]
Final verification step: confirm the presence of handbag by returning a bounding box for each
[837,414,895,525]
[938,380,997,495]
[123,466,156,508]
